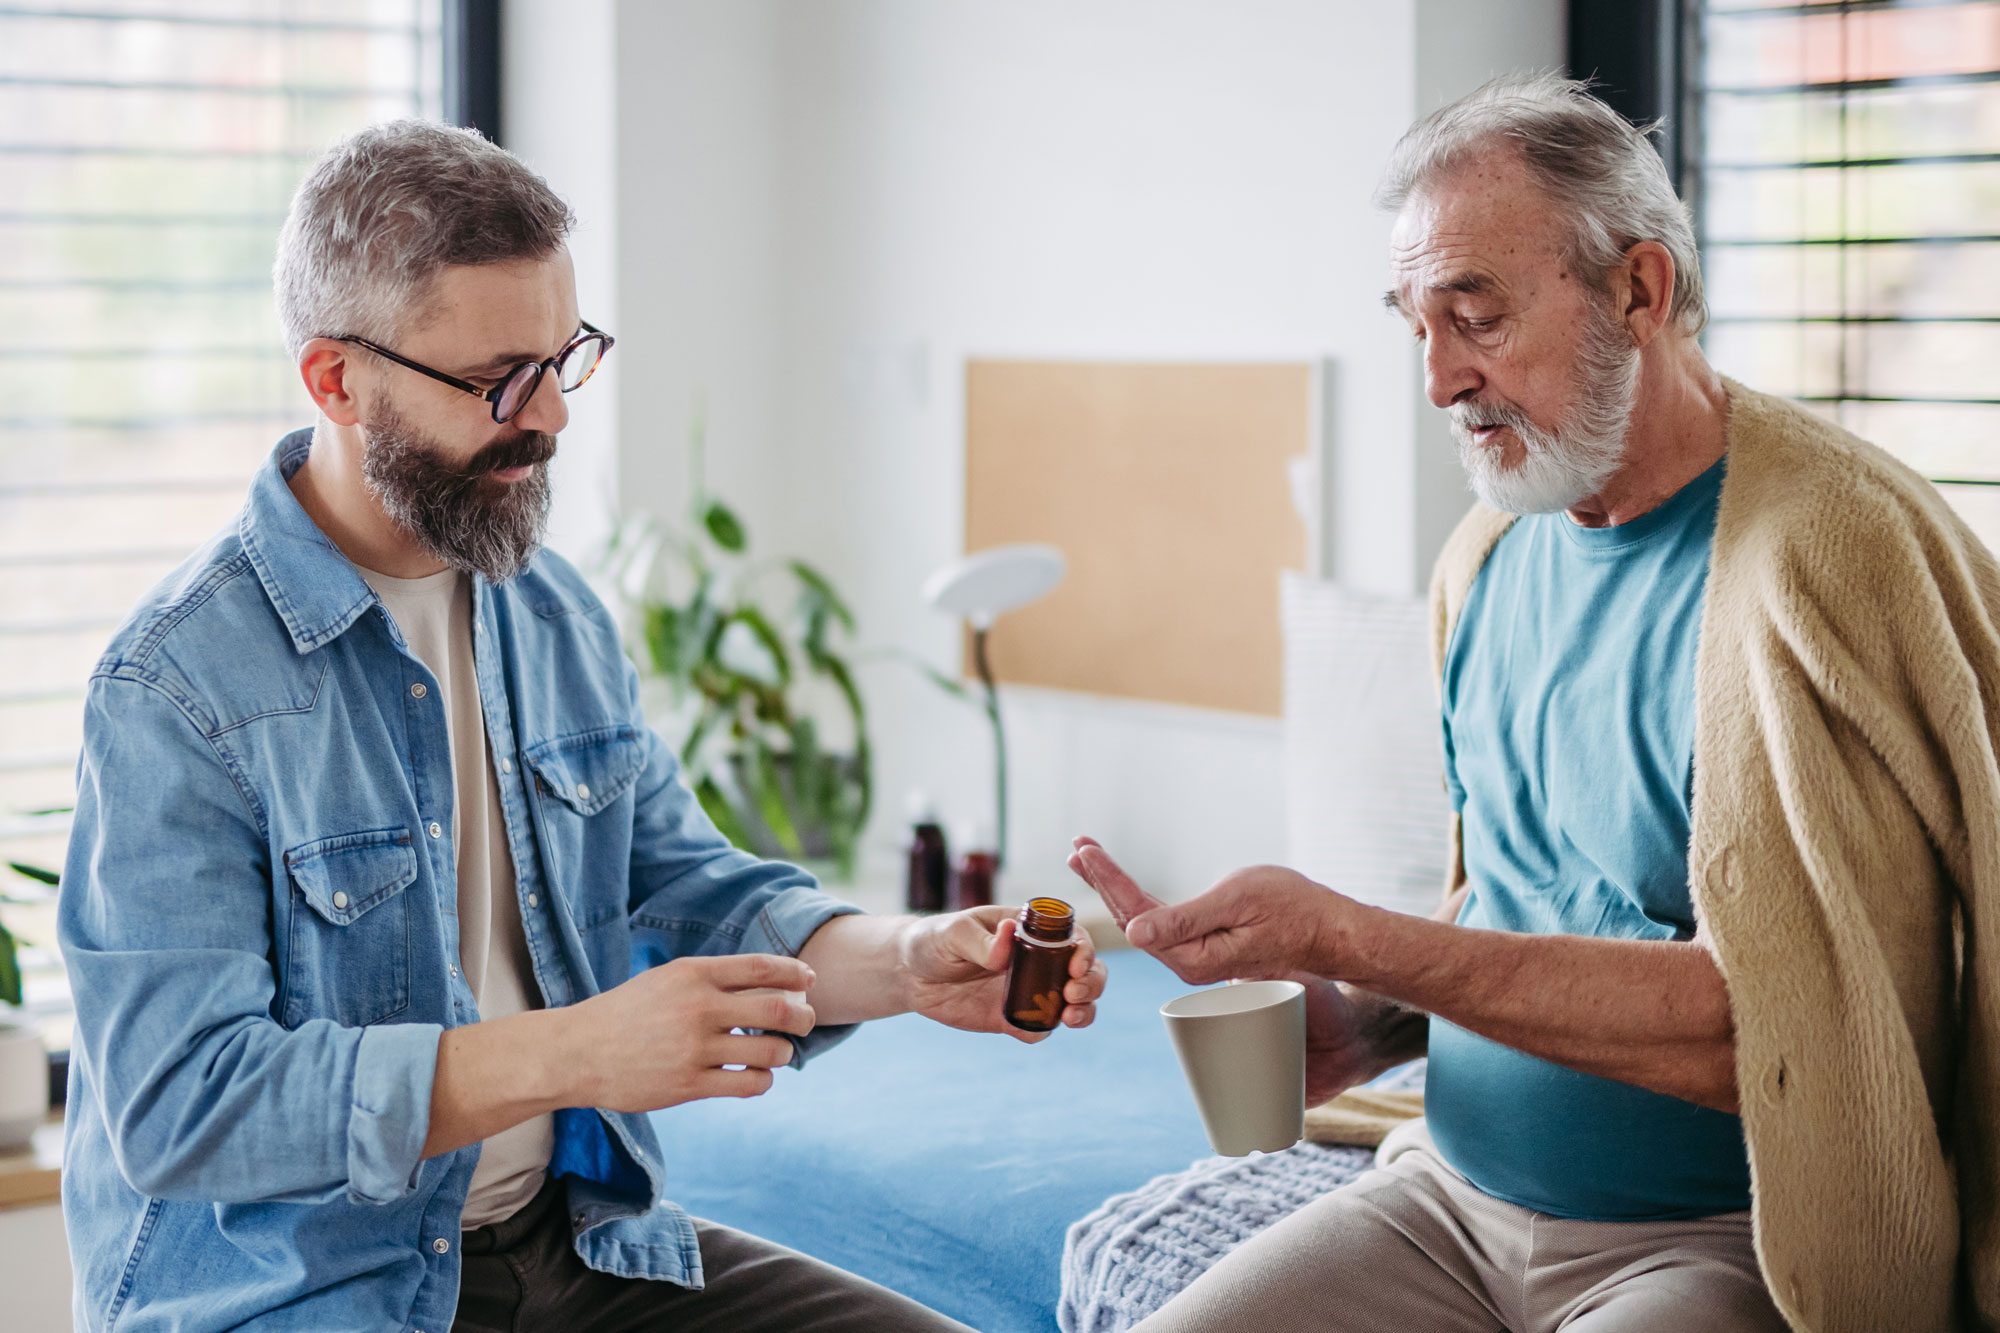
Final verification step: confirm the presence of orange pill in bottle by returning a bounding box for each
[1004,897,1078,1033]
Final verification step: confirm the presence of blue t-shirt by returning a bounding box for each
[1428,455,1752,1221]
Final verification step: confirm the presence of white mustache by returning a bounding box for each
[1450,400,1537,439]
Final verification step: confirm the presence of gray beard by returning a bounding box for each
[1449,302,1641,515]
[359,399,554,583]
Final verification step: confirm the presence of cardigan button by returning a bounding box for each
[1709,847,1741,898]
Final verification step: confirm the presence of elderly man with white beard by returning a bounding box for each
[1071,75,2000,1333]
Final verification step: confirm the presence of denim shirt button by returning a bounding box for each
[500,757,513,774]
[432,1237,450,1255]
[428,822,443,839]
[409,682,427,700]
[575,783,590,802]
[331,891,348,910]
[526,893,539,909]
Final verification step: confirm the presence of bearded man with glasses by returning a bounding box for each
[56,119,1102,1333]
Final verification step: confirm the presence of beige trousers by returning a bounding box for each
[1132,1121,1787,1333]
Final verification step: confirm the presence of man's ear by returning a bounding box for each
[298,338,363,426]
[1618,241,1678,348]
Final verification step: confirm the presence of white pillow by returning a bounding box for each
[1281,573,1451,917]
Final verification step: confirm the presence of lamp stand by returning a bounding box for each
[970,624,1007,870]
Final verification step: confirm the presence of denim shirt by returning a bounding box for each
[57,430,861,1331]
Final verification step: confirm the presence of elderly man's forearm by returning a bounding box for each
[1321,900,1741,1113]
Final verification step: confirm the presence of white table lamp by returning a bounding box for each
[922,544,1066,867]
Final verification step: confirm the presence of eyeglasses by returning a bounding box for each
[329,320,615,424]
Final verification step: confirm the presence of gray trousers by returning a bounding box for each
[1134,1121,1788,1333]
[451,1177,971,1333]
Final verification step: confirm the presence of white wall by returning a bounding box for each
[511,0,1563,901]
[502,0,622,564]
[0,1203,69,1332]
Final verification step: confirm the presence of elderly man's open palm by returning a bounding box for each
[1064,837,1346,984]
[1064,837,1391,1104]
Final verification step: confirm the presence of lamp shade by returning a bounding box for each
[923,544,1066,627]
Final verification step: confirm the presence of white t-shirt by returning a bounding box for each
[358,564,553,1230]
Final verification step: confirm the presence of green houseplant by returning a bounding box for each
[0,853,57,1146]
[1,852,60,1010]
[601,420,872,880]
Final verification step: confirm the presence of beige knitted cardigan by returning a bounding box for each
[1428,379,1996,1332]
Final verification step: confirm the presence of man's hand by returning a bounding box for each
[1296,980,1388,1105]
[425,952,817,1159]
[1067,837,1409,1104]
[897,906,1107,1044]
[566,953,817,1113]
[1067,838,1352,984]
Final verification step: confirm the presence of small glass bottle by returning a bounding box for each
[1004,896,1078,1033]
[950,821,997,910]
[904,793,950,914]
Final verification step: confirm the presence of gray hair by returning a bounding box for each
[273,119,575,358]
[1376,73,1707,337]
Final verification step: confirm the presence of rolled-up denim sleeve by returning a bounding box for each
[347,1023,444,1203]
[622,665,863,1067]
[59,672,442,1205]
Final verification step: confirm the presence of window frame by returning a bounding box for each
[0,0,501,1103]
[445,0,504,143]
[1569,0,1699,197]
[1577,0,2000,488]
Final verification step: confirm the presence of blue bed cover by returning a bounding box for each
[651,947,1217,1332]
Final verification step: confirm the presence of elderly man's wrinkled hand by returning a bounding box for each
[1067,838,1352,985]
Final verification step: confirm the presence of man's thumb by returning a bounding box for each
[1126,905,1194,951]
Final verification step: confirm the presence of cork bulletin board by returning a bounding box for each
[963,359,1313,717]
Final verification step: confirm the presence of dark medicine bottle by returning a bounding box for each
[904,795,950,914]
[1004,897,1078,1033]
[951,849,997,910]
[950,821,998,911]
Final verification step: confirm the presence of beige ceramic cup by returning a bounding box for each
[1160,979,1307,1156]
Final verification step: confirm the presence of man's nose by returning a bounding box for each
[512,364,570,436]
[1423,334,1482,410]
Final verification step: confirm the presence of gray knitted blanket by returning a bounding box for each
[1058,1062,1426,1333]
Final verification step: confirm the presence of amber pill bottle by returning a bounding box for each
[1004,897,1078,1033]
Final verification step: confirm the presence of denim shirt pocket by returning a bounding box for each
[280,827,418,1029]
[522,725,646,818]
[522,726,646,947]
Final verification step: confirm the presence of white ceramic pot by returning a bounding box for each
[0,1014,48,1149]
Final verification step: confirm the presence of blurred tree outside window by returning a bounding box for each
[0,0,447,1059]
[1692,0,2000,538]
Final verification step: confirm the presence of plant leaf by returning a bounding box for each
[789,717,824,815]
[918,663,975,703]
[808,647,867,729]
[0,920,21,1008]
[695,775,756,853]
[723,607,792,687]
[789,560,855,633]
[847,734,875,844]
[862,647,978,704]
[679,703,721,770]
[702,501,748,553]
[643,605,685,679]
[751,745,805,859]
[7,861,60,887]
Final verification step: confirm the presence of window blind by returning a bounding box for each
[1688,0,2000,535]
[0,1,445,1036]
